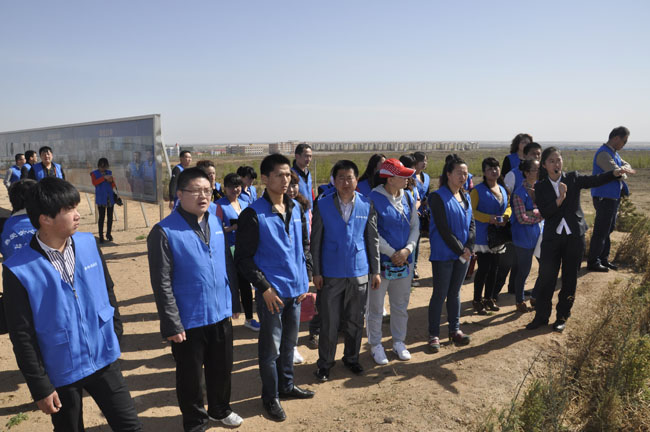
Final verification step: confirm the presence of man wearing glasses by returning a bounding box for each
[147,167,243,431]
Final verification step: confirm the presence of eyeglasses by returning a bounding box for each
[181,188,212,197]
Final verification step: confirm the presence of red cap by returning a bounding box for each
[378,158,415,178]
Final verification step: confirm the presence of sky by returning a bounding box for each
[1,1,649,144]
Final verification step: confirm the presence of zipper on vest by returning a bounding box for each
[72,288,97,369]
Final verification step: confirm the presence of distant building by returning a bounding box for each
[227,144,267,155]
[269,140,308,155]
[309,141,479,152]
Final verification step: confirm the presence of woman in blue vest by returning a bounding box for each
[356,153,386,197]
[510,159,543,312]
[91,158,117,243]
[470,157,511,315]
[236,165,258,204]
[427,154,475,352]
[216,173,260,334]
[367,158,420,365]
[502,133,533,176]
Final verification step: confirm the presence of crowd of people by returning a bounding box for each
[0,127,635,431]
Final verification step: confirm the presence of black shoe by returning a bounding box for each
[587,263,609,272]
[525,318,549,330]
[279,385,315,399]
[99,236,105,244]
[314,368,329,382]
[307,334,319,350]
[552,319,566,333]
[603,262,618,270]
[106,233,113,242]
[343,361,364,376]
[263,398,286,422]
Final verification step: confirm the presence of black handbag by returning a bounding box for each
[0,292,8,335]
[487,221,512,249]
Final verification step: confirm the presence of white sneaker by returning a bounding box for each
[371,344,388,365]
[392,341,411,361]
[293,346,305,364]
[216,411,243,427]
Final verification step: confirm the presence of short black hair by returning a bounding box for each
[25,150,36,161]
[179,150,191,158]
[38,146,53,156]
[260,154,291,177]
[331,160,359,178]
[176,167,210,191]
[609,126,630,140]
[519,159,539,175]
[399,154,416,168]
[14,153,24,163]
[523,141,542,155]
[412,151,427,163]
[481,157,500,173]
[294,143,312,156]
[9,179,37,213]
[236,165,257,179]
[26,177,80,229]
[195,160,215,172]
[97,157,109,168]
[223,173,243,188]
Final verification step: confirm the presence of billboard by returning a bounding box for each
[0,115,163,203]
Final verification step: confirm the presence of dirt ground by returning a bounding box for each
[0,172,646,432]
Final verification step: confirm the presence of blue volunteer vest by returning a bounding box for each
[464,173,473,191]
[509,168,524,193]
[506,153,520,174]
[32,162,63,180]
[428,186,473,261]
[356,179,372,197]
[22,163,31,175]
[8,165,21,185]
[250,198,308,298]
[216,196,248,247]
[159,210,232,331]
[318,192,370,278]
[591,144,629,199]
[416,173,430,204]
[473,182,508,246]
[369,189,414,264]
[4,232,120,388]
[510,184,541,249]
[292,167,313,201]
[92,169,115,206]
[0,214,36,259]
[239,185,257,205]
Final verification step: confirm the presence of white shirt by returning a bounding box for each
[549,176,572,235]
[504,171,516,193]
[337,193,355,223]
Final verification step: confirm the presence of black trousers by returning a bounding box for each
[474,252,501,301]
[171,319,233,432]
[97,205,114,237]
[533,234,585,322]
[237,270,254,320]
[52,361,141,432]
[587,197,620,266]
[494,242,517,297]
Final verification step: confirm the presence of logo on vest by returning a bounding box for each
[84,262,98,271]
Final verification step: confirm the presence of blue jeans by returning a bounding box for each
[513,246,535,303]
[257,293,300,403]
[428,259,470,338]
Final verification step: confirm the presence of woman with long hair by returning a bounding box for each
[502,133,533,176]
[526,147,629,332]
[357,153,386,196]
[427,154,475,352]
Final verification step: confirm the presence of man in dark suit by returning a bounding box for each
[526,147,628,333]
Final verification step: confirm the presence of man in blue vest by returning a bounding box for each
[3,177,141,431]
[148,167,242,431]
[311,160,381,382]
[27,146,65,181]
[168,150,192,209]
[4,153,26,189]
[291,143,314,210]
[20,150,37,179]
[235,153,314,422]
[587,126,635,272]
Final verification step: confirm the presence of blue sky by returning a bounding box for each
[1,1,648,143]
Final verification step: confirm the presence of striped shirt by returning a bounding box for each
[36,234,75,286]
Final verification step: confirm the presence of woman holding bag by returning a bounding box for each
[90,158,117,243]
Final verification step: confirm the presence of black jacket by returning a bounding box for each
[535,170,618,240]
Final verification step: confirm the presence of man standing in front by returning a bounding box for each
[168,150,192,209]
[3,177,141,431]
[587,126,635,272]
[235,154,314,422]
[148,167,242,431]
[28,146,65,180]
[311,160,381,382]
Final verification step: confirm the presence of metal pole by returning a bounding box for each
[123,199,129,231]
[140,202,149,227]
[160,203,165,221]
[86,193,95,216]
